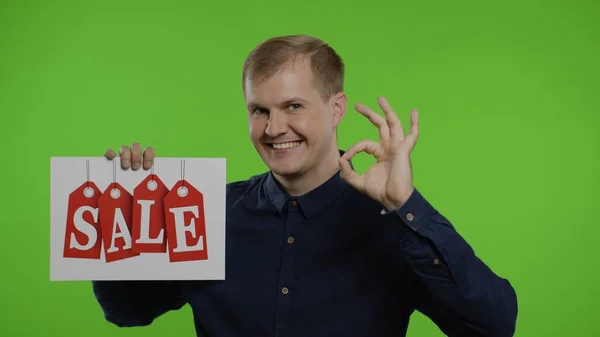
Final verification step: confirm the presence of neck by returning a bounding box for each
[273,145,341,197]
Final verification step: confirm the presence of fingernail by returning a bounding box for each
[144,161,151,168]
[133,162,140,169]
[123,159,130,166]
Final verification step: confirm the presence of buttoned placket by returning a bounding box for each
[274,197,302,336]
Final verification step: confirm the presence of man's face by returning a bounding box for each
[244,57,345,179]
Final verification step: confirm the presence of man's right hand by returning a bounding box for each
[104,143,155,170]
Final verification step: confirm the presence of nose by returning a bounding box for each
[265,111,289,137]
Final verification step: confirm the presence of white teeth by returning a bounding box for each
[272,141,301,149]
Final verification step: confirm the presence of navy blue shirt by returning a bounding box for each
[92,158,518,337]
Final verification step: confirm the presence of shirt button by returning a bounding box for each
[406,213,414,221]
[291,200,298,207]
[433,258,440,265]
[287,236,295,244]
[281,287,289,295]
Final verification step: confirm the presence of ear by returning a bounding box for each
[331,92,347,128]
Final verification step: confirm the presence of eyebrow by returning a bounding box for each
[280,97,308,107]
[247,97,308,110]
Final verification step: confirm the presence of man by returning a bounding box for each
[94,35,518,336]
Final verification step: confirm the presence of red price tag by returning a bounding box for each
[63,181,103,259]
[163,180,208,262]
[98,183,139,263]
[131,173,169,254]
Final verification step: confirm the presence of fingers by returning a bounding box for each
[406,109,420,148]
[143,146,155,170]
[339,140,380,191]
[339,157,363,191]
[113,144,155,170]
[104,149,116,160]
[378,97,404,139]
[355,103,390,140]
[119,145,131,169]
[130,143,143,170]
[339,139,382,191]
[343,139,382,161]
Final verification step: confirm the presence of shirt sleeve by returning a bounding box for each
[382,188,518,337]
[92,280,187,327]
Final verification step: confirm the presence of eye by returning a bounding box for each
[287,103,301,111]
[253,107,268,115]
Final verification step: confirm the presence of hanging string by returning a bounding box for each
[85,159,90,188]
[180,160,186,188]
[151,162,155,181]
[113,159,117,189]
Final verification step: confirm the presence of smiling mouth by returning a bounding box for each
[269,141,302,149]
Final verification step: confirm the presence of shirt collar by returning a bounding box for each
[264,150,353,218]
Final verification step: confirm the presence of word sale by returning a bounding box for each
[63,173,208,263]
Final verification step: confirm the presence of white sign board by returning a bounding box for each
[50,157,226,281]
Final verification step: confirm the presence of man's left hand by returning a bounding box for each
[339,96,419,211]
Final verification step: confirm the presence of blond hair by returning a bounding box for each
[242,35,345,101]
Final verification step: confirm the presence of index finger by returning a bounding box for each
[119,145,131,169]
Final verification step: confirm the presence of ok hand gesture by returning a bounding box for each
[339,97,419,211]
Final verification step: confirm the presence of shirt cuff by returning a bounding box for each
[380,188,437,231]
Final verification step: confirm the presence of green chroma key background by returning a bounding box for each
[0,0,598,336]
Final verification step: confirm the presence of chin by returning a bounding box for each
[258,144,305,175]
[267,162,304,178]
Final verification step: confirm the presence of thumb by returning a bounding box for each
[339,157,363,191]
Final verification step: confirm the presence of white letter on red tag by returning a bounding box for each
[164,181,208,262]
[131,174,169,253]
[98,183,139,263]
[63,182,103,259]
